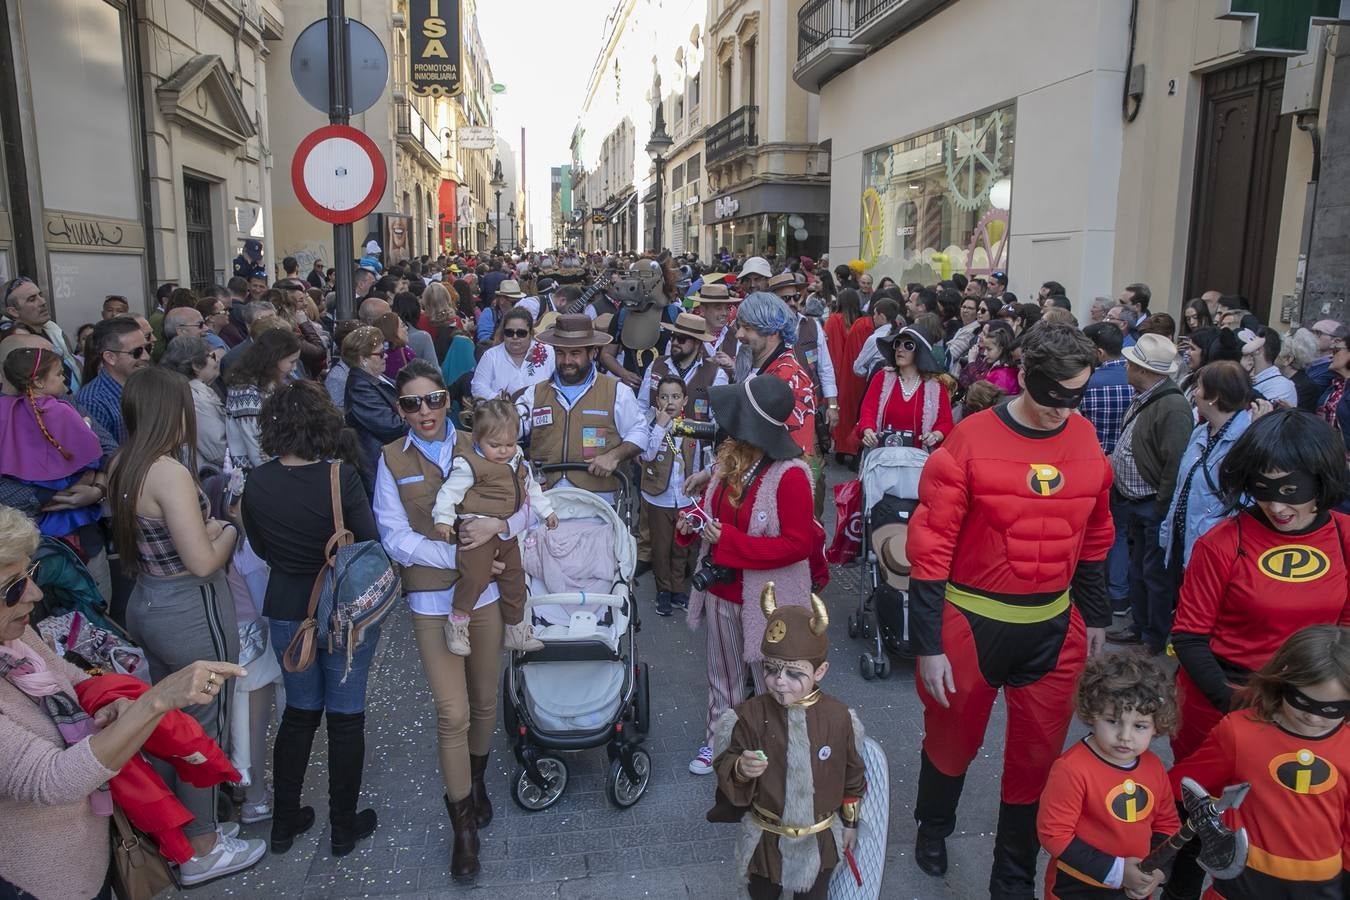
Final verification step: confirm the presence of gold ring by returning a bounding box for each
[207,673,219,684]
[204,681,215,693]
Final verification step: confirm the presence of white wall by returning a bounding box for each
[818,0,1129,314]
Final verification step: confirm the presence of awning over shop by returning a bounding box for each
[702,182,829,227]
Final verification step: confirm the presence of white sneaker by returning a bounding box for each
[688,744,714,776]
[218,822,240,838]
[178,833,267,886]
[240,790,273,824]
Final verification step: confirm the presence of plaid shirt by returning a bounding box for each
[74,372,125,444]
[1110,377,1167,500]
[1080,358,1134,454]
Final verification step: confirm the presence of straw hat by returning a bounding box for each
[534,313,613,348]
[1121,332,1179,375]
[692,283,734,305]
[495,279,525,299]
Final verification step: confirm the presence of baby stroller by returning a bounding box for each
[847,433,928,680]
[501,464,652,811]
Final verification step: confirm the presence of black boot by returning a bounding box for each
[989,801,1040,900]
[270,706,321,853]
[327,711,378,857]
[445,794,480,880]
[469,753,493,828]
[913,751,965,877]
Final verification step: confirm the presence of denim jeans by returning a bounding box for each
[269,619,381,714]
[1106,516,1130,606]
[1116,497,1174,652]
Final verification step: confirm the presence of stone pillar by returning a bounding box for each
[1304,35,1350,322]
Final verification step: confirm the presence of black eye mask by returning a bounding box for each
[1023,369,1087,409]
[1285,685,1350,719]
[1248,471,1319,505]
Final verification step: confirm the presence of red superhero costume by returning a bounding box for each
[1037,739,1180,900]
[1170,510,1350,762]
[907,404,1114,898]
[1172,708,1350,899]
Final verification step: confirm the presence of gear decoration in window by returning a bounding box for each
[860,187,885,269]
[944,110,1006,212]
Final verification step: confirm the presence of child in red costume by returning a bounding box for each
[907,325,1114,899]
[1172,625,1350,900]
[1038,652,1180,900]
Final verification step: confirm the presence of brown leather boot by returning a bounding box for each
[445,794,480,881]
[469,754,493,828]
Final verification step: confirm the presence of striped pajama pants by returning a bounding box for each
[703,595,765,745]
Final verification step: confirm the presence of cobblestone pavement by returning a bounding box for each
[191,464,1154,899]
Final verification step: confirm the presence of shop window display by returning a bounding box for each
[860,105,1014,285]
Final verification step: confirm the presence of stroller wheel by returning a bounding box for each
[860,653,877,681]
[606,749,651,808]
[847,612,860,639]
[875,654,892,680]
[512,756,568,812]
[500,670,519,741]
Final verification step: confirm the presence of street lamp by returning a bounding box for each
[645,100,674,253]
[490,158,506,252]
[507,202,517,251]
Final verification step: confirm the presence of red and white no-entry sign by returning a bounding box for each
[291,125,386,225]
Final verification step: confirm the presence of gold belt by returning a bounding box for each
[751,804,836,838]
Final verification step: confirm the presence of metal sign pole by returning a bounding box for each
[328,0,355,321]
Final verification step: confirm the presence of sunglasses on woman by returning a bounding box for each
[897,339,917,353]
[397,390,449,413]
[2,562,39,608]
[502,328,530,339]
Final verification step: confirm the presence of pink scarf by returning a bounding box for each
[0,637,112,815]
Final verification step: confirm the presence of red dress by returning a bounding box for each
[854,371,954,442]
[825,313,867,455]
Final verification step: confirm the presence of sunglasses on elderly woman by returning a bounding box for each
[2,562,39,608]
[397,390,449,413]
[502,328,530,339]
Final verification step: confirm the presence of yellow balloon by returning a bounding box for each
[930,252,952,281]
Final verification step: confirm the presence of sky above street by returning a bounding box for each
[477,0,617,249]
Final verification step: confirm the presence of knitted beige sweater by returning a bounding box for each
[0,627,115,899]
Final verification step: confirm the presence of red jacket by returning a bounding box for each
[76,674,239,864]
[905,405,1114,655]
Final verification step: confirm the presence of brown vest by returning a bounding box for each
[529,372,621,492]
[793,316,822,391]
[647,354,720,421]
[456,446,527,519]
[379,437,460,593]
[640,431,698,496]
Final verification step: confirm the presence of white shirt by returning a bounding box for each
[431,445,553,526]
[703,324,733,360]
[373,432,533,616]
[470,341,555,401]
[640,420,693,508]
[515,295,597,321]
[635,353,729,418]
[852,323,896,377]
[1251,365,1299,407]
[518,366,650,497]
[796,312,838,401]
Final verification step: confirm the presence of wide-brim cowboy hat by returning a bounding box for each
[708,378,801,461]
[693,282,735,303]
[660,311,717,343]
[878,326,942,374]
[535,312,612,348]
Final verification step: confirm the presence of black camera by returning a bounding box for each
[669,417,718,441]
[876,429,916,448]
[690,560,736,592]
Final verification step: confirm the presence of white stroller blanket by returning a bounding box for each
[521,660,624,731]
[521,516,616,595]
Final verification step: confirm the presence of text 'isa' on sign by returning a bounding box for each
[409,0,462,97]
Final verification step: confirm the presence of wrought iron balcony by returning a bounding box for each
[851,0,947,50]
[705,105,759,164]
[395,98,444,168]
[794,0,865,93]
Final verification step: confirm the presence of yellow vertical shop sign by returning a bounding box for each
[409,0,462,97]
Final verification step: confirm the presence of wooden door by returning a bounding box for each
[1184,57,1292,323]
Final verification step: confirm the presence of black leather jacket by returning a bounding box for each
[344,367,407,494]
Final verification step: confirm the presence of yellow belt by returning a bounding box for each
[945,584,1070,624]
[751,804,837,838]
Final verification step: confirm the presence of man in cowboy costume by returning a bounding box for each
[522,313,649,500]
[694,282,739,380]
[636,311,729,421]
[710,584,867,900]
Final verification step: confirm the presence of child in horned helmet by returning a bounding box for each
[709,583,869,899]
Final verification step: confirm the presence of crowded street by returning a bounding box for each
[4,2,1350,900]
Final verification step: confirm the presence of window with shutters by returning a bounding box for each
[184,176,215,292]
